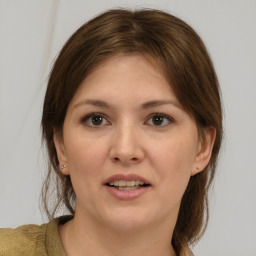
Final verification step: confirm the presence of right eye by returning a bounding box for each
[81,113,110,127]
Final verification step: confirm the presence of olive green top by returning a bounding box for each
[0,216,194,256]
[0,216,69,256]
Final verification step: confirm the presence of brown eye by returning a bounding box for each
[146,114,173,127]
[91,115,103,125]
[152,115,164,126]
[82,113,110,127]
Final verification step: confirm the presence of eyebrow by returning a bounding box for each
[141,100,182,109]
[73,99,111,109]
[73,99,182,110]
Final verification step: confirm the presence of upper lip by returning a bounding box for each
[104,174,151,185]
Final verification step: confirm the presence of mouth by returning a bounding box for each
[106,180,150,190]
[103,174,151,200]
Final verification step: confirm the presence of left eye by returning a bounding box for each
[82,113,110,127]
[146,114,173,127]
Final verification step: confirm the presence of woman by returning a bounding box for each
[0,8,222,256]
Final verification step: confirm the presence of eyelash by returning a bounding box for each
[81,112,110,127]
[146,113,174,127]
[81,112,174,128]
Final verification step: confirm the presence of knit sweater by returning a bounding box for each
[0,216,194,256]
[0,216,68,256]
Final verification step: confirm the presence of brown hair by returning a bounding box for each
[41,8,222,253]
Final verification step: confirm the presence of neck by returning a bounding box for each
[59,212,177,256]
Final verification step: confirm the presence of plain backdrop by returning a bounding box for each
[0,1,255,255]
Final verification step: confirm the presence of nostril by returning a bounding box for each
[112,156,139,163]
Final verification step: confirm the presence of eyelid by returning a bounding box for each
[145,113,174,126]
[81,112,111,127]
[80,112,174,127]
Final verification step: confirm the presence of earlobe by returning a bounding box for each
[191,127,216,176]
[53,131,69,175]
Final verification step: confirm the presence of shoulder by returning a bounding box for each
[0,223,48,256]
[0,216,71,256]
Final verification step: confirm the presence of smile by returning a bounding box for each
[108,180,148,190]
[104,174,151,200]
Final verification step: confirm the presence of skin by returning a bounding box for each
[54,54,216,256]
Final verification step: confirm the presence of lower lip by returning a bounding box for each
[104,185,150,200]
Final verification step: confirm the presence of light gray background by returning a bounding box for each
[0,0,255,255]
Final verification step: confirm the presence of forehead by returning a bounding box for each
[69,54,177,106]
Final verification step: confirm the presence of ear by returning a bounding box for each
[191,127,216,176]
[53,130,70,175]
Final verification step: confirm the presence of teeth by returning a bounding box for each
[108,180,145,187]
[119,180,126,186]
[127,181,135,186]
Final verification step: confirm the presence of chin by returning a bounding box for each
[100,207,154,233]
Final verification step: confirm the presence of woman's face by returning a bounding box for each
[55,54,214,232]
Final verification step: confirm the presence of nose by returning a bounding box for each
[109,122,145,165]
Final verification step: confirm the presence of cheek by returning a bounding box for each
[152,139,196,173]
[149,138,197,197]
[64,135,109,203]
[64,134,109,178]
